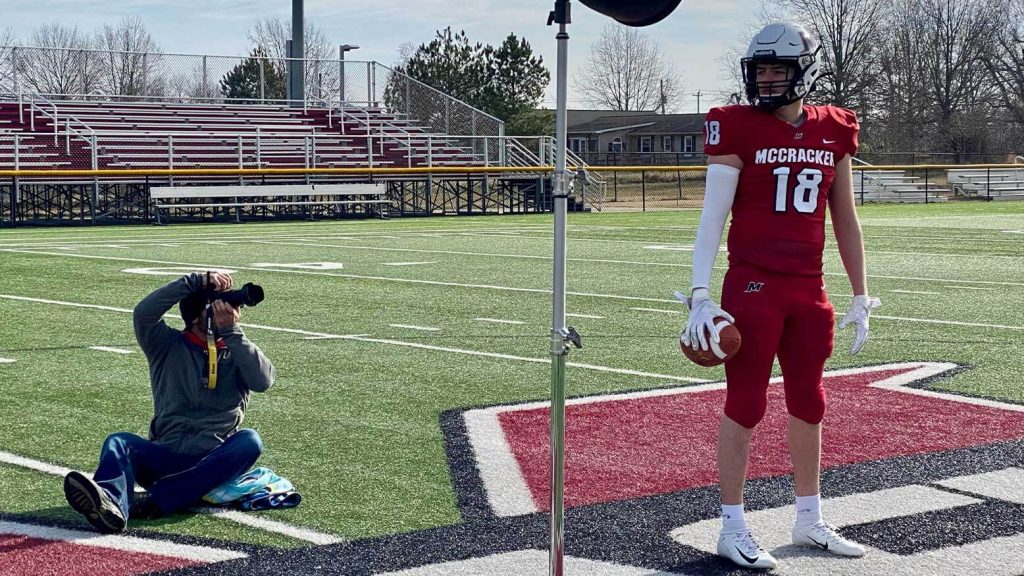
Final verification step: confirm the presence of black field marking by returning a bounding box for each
[840,499,1024,555]
[156,439,1024,575]
[439,408,496,522]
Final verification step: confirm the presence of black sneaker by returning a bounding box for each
[130,491,164,520]
[63,470,127,534]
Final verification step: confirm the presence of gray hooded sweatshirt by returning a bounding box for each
[133,273,275,456]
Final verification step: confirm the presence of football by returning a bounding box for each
[680,317,742,367]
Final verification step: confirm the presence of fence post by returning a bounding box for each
[168,134,175,186]
[677,169,682,200]
[91,134,97,170]
[259,58,266,103]
[642,170,647,212]
[613,171,618,202]
[924,167,929,204]
[405,78,410,118]
[202,56,208,97]
[859,169,865,205]
[13,134,19,172]
[986,167,991,201]
[445,99,450,134]
[366,62,372,104]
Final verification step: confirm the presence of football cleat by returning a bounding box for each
[717,528,779,569]
[792,521,866,557]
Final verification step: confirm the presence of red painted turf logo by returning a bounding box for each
[457,362,1024,515]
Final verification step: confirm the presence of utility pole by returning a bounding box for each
[692,90,702,113]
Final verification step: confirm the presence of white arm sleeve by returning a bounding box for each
[691,163,740,297]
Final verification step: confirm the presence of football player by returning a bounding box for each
[680,22,881,570]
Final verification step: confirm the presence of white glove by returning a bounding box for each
[675,290,735,352]
[837,295,882,355]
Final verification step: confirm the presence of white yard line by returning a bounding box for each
[388,324,441,332]
[0,520,248,562]
[473,318,526,325]
[89,346,134,354]
[249,240,1024,287]
[0,294,711,383]
[194,508,344,545]
[5,250,1024,329]
[0,448,340,545]
[383,261,437,267]
[631,307,684,315]
[891,289,941,295]
[0,226,548,248]
[0,250,681,304]
[566,313,604,319]
[833,311,1024,331]
[0,358,15,364]
[945,285,997,292]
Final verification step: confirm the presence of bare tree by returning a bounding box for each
[919,0,1000,153]
[982,0,1024,128]
[768,0,888,112]
[874,0,934,154]
[0,28,16,91]
[248,16,338,101]
[575,24,683,111]
[94,16,164,97]
[18,23,99,96]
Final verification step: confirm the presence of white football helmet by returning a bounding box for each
[741,22,822,111]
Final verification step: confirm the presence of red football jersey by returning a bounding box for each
[702,104,859,276]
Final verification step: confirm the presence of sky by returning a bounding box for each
[0,0,764,112]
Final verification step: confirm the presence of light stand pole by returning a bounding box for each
[543,3,680,575]
[546,2,578,574]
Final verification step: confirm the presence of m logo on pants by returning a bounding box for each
[745,281,764,293]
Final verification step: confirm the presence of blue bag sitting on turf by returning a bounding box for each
[202,467,301,510]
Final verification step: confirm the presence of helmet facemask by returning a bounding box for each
[741,45,820,112]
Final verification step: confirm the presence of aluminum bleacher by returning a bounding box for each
[0,99,485,171]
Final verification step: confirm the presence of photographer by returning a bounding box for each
[63,271,274,534]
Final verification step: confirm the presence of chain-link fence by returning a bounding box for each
[1,46,503,139]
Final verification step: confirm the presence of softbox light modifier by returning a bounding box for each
[578,0,682,26]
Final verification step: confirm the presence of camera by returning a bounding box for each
[214,283,265,308]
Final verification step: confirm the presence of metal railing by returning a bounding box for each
[21,93,98,169]
[0,129,544,171]
[544,139,607,210]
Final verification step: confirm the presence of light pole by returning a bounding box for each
[289,0,304,107]
[339,44,359,105]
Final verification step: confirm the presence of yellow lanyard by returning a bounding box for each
[206,311,218,390]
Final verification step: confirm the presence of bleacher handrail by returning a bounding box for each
[23,92,98,169]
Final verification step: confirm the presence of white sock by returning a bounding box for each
[721,504,747,533]
[795,494,822,526]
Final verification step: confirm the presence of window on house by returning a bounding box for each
[569,138,588,154]
[610,137,623,153]
[663,136,673,151]
[640,137,652,154]
[684,135,695,153]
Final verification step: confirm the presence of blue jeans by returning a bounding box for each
[93,429,263,519]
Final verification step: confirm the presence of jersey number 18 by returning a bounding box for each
[773,167,823,213]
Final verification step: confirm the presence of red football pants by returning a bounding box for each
[720,264,835,428]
